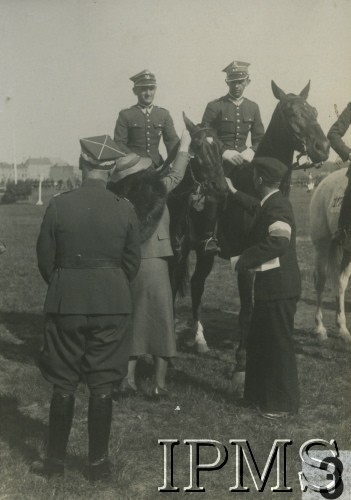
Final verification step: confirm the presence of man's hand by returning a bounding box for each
[222,149,244,166]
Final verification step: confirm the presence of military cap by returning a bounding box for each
[110,153,153,182]
[130,69,157,87]
[251,157,288,184]
[223,60,250,81]
[80,135,125,169]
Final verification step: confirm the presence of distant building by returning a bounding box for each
[25,157,52,179]
[50,162,74,182]
[0,162,27,183]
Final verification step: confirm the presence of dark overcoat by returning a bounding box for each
[37,178,141,314]
[327,102,351,161]
[235,189,300,413]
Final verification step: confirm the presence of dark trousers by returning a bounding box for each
[244,298,299,413]
[39,313,131,395]
[338,167,351,229]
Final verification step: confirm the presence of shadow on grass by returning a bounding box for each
[0,311,43,364]
[0,394,45,463]
[169,367,234,404]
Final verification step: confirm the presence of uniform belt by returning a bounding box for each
[55,256,121,269]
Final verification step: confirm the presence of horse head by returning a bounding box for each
[183,112,227,198]
[271,80,330,164]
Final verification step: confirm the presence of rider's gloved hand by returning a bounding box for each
[222,149,244,166]
[240,148,255,162]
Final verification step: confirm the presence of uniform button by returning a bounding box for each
[147,149,150,153]
[147,132,150,134]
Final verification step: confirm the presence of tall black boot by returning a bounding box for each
[333,171,351,246]
[88,393,113,482]
[31,392,74,478]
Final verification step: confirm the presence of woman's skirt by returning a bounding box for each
[130,257,176,357]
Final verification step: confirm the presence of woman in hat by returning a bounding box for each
[108,129,191,397]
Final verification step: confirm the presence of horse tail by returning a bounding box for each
[327,240,342,289]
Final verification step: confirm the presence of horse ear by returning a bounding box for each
[299,81,310,100]
[183,112,197,135]
[271,80,286,101]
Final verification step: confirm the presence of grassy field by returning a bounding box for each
[0,186,350,499]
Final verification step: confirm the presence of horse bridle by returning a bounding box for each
[277,101,322,171]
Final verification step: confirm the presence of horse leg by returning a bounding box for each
[232,270,254,396]
[313,242,329,341]
[336,252,351,342]
[188,251,215,353]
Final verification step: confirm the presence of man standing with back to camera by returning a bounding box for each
[34,136,141,481]
[114,70,179,169]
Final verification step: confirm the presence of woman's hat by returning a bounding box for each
[110,153,153,182]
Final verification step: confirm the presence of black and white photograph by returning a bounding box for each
[0,0,351,498]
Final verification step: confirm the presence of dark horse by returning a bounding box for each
[169,80,330,391]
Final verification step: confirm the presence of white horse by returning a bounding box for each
[310,167,351,342]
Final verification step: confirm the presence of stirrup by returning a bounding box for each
[202,237,220,255]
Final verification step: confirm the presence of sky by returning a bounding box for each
[0,0,350,166]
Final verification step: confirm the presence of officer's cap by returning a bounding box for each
[130,70,157,87]
[251,157,288,184]
[110,153,153,182]
[80,135,126,170]
[223,61,250,82]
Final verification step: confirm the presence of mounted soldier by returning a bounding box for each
[199,61,265,254]
[113,70,179,169]
[327,102,351,249]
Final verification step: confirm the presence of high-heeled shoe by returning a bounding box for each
[152,386,169,399]
[119,379,138,396]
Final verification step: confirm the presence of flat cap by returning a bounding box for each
[223,60,250,81]
[110,153,153,182]
[251,157,288,184]
[130,69,157,87]
[80,135,125,169]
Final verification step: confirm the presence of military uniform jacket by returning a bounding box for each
[114,105,179,167]
[141,151,190,259]
[37,179,141,314]
[237,190,301,301]
[202,95,264,154]
[327,102,351,162]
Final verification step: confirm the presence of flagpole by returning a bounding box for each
[6,96,17,184]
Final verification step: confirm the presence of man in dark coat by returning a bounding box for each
[199,61,265,254]
[34,135,141,481]
[114,70,179,168]
[327,102,351,248]
[227,157,301,419]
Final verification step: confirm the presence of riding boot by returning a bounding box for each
[333,169,351,246]
[31,392,75,478]
[88,393,113,482]
[199,196,221,255]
